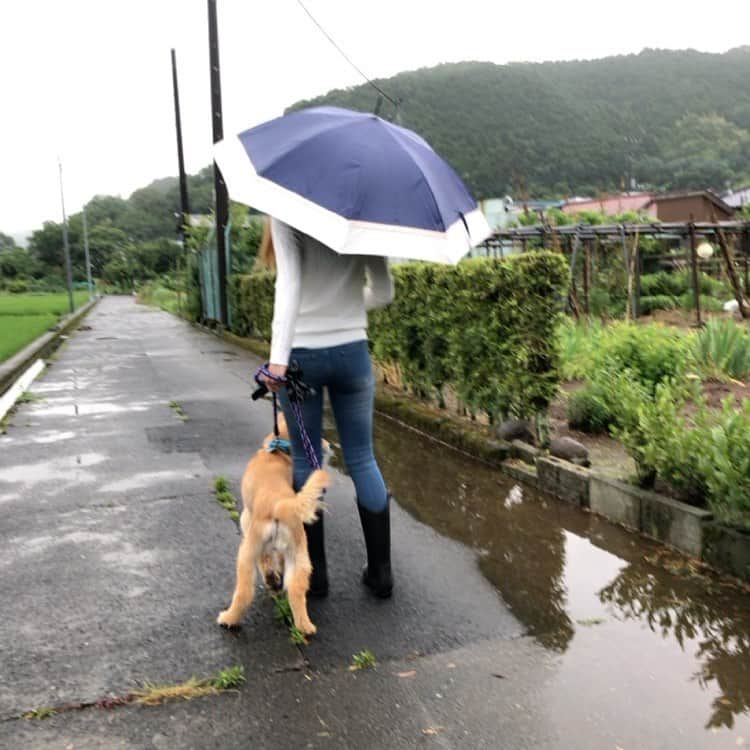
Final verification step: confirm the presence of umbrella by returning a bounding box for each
[213,106,491,264]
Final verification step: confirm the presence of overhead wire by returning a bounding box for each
[294,0,401,112]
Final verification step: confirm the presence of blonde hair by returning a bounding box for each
[255,217,276,270]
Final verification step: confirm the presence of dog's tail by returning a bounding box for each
[273,469,328,527]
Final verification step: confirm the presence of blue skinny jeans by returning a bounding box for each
[278,339,388,512]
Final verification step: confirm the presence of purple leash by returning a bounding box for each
[252,363,321,470]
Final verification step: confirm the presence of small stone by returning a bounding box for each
[495,419,535,444]
[550,436,591,467]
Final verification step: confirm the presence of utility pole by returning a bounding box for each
[57,159,75,314]
[207,0,229,326]
[171,48,190,318]
[82,206,94,299]
[171,48,191,232]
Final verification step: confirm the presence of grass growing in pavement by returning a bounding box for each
[576,617,606,627]
[169,400,188,420]
[18,667,246,718]
[349,649,377,671]
[21,706,57,720]
[1,391,44,433]
[131,665,245,705]
[271,592,307,646]
[17,391,44,404]
[213,476,240,521]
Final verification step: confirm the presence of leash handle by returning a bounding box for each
[253,363,321,469]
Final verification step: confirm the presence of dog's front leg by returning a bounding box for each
[286,541,316,636]
[217,527,260,627]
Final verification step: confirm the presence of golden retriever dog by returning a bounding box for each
[217,416,328,635]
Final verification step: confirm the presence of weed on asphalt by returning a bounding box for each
[21,706,57,720]
[213,476,240,521]
[16,391,44,404]
[169,400,188,420]
[271,592,307,646]
[129,665,246,706]
[349,649,377,671]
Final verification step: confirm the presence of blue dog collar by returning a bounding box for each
[267,437,291,455]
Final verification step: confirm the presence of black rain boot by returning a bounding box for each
[305,512,329,598]
[357,500,393,598]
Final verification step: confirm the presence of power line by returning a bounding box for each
[294,0,400,111]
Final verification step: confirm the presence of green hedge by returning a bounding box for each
[228,271,275,340]
[229,252,567,423]
[369,253,568,422]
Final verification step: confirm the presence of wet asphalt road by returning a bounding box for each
[1,296,749,749]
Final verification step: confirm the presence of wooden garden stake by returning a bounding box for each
[711,207,748,319]
[626,229,639,321]
[689,221,702,327]
[583,239,591,315]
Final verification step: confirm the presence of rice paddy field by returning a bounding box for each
[0,292,89,362]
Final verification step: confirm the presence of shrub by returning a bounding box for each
[638,270,729,315]
[677,292,725,312]
[675,269,727,298]
[376,253,568,421]
[696,398,750,527]
[557,318,605,380]
[7,278,29,293]
[567,382,616,434]
[640,272,683,298]
[620,379,707,498]
[694,318,750,381]
[611,376,750,526]
[228,271,275,340]
[639,294,677,315]
[591,322,691,391]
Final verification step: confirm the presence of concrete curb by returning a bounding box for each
[0,296,100,396]
[203,329,750,583]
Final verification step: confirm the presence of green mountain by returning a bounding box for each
[289,48,750,199]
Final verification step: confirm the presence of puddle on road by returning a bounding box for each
[369,415,750,734]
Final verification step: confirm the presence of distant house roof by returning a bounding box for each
[561,190,736,219]
[561,192,654,216]
[650,190,734,215]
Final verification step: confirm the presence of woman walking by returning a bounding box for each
[260,217,395,599]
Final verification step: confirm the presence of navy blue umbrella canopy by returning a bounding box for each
[214,107,490,263]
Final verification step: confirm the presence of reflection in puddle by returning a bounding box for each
[504,484,523,509]
[373,415,750,732]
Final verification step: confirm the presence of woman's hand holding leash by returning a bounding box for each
[262,363,288,392]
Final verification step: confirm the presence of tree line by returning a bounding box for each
[3,46,750,292]
[0,167,263,293]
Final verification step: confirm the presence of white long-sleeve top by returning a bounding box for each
[269,218,395,365]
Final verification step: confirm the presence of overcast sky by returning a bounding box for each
[2,0,749,236]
